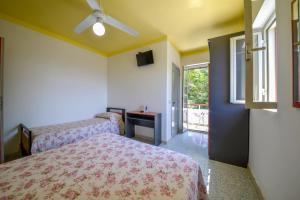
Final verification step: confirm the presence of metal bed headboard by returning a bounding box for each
[106,107,126,122]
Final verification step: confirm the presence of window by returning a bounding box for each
[230,35,246,104]
[292,0,300,107]
[244,0,277,109]
[253,19,277,103]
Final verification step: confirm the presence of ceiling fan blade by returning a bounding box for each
[104,15,139,37]
[74,14,97,34]
[86,0,101,10]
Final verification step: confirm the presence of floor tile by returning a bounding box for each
[160,131,262,200]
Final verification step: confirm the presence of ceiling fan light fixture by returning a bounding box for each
[74,0,138,37]
[93,22,105,36]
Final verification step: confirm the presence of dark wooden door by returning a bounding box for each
[172,64,180,136]
[0,38,3,163]
[208,32,249,168]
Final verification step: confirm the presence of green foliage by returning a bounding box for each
[187,68,208,105]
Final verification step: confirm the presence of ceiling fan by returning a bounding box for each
[74,0,139,37]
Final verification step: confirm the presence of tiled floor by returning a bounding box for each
[160,131,262,200]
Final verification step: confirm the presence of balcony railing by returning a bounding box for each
[183,104,209,132]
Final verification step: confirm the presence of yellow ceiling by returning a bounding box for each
[0,0,244,56]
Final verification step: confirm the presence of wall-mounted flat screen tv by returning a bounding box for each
[136,50,154,67]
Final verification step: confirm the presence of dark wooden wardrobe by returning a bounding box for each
[0,37,3,164]
[208,32,249,168]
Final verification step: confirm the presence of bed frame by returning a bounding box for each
[19,107,126,156]
[106,107,126,122]
[19,123,32,156]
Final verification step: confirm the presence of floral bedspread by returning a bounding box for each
[0,133,207,200]
[31,113,124,154]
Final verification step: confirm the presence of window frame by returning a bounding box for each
[252,32,265,102]
[230,35,246,104]
[292,0,300,108]
[265,19,277,102]
[244,0,277,109]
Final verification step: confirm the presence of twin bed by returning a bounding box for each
[19,107,125,155]
[0,108,207,200]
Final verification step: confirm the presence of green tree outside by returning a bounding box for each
[187,68,209,106]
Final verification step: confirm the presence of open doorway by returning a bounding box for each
[183,63,209,133]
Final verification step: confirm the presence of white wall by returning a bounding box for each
[108,41,168,141]
[249,0,300,199]
[181,51,210,66]
[0,19,108,156]
[108,41,180,142]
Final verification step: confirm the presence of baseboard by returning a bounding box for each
[248,167,265,200]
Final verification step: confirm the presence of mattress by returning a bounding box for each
[0,133,207,200]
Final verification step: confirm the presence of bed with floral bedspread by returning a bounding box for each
[30,112,124,154]
[0,133,207,200]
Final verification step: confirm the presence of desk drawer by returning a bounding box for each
[126,117,155,128]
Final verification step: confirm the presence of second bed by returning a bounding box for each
[20,107,125,154]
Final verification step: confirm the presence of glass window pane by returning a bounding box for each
[236,39,246,101]
[294,44,300,103]
[267,22,277,102]
[252,33,266,102]
[230,36,245,104]
[293,0,300,103]
[251,0,276,103]
[295,45,300,102]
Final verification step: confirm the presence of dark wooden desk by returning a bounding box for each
[125,111,161,146]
